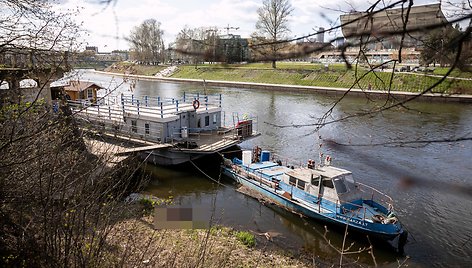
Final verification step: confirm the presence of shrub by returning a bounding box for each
[235,231,256,248]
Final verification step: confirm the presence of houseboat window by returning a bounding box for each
[145,123,150,135]
[87,89,93,99]
[205,116,210,126]
[322,179,334,189]
[131,120,137,133]
[289,176,296,186]
[213,114,217,124]
[297,180,305,190]
[333,178,348,194]
[197,119,201,128]
[311,175,320,186]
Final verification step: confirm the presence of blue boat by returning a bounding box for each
[222,147,408,252]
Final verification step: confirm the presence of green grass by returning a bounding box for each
[235,231,256,248]
[170,63,472,94]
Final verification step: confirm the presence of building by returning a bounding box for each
[85,46,99,54]
[217,35,250,63]
[340,4,451,50]
[58,81,103,103]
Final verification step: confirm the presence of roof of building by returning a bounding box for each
[340,4,449,39]
[64,81,103,92]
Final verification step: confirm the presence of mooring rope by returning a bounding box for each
[189,159,226,187]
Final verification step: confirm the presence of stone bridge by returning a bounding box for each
[0,49,70,105]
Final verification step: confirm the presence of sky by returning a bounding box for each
[53,0,469,53]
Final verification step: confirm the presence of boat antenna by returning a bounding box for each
[318,134,323,167]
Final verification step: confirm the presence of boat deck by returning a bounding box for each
[174,130,260,153]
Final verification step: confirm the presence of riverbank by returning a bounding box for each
[95,68,472,103]
[109,203,312,267]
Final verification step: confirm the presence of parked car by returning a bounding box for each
[400,66,411,72]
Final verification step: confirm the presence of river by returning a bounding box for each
[77,70,472,267]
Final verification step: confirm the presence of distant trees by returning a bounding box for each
[420,24,463,67]
[128,19,165,64]
[254,0,293,68]
[174,26,220,65]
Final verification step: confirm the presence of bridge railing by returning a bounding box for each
[0,49,69,69]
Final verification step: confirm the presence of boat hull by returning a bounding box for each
[223,167,403,241]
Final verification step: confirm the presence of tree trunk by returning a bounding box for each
[272,60,276,69]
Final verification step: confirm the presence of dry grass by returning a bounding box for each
[108,209,309,268]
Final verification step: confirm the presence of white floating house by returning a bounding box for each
[69,93,257,165]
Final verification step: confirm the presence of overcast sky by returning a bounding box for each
[54,0,467,52]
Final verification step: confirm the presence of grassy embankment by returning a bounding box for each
[169,62,472,95]
[105,61,472,94]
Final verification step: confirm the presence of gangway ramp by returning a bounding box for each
[115,143,172,155]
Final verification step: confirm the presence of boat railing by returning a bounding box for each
[114,92,223,109]
[319,196,372,224]
[355,181,394,211]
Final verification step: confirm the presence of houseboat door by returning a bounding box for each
[187,111,197,130]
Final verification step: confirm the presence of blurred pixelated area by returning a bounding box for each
[154,207,210,229]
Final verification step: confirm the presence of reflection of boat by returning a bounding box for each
[222,147,408,252]
[69,92,259,165]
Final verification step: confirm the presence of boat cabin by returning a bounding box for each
[282,166,363,207]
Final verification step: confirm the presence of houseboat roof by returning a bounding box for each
[64,81,103,92]
[286,166,352,182]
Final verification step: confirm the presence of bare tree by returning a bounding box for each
[128,19,165,65]
[254,0,294,68]
[174,26,219,65]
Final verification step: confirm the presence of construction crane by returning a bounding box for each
[224,24,239,35]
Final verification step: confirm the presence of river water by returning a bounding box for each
[78,70,472,267]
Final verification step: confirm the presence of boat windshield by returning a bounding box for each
[343,174,356,190]
[333,178,348,194]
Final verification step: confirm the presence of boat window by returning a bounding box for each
[145,123,150,135]
[322,179,334,188]
[205,116,210,126]
[344,174,354,184]
[333,178,348,194]
[131,120,137,133]
[297,180,305,190]
[289,176,296,186]
[311,175,320,186]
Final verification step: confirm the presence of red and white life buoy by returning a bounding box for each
[192,99,200,110]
